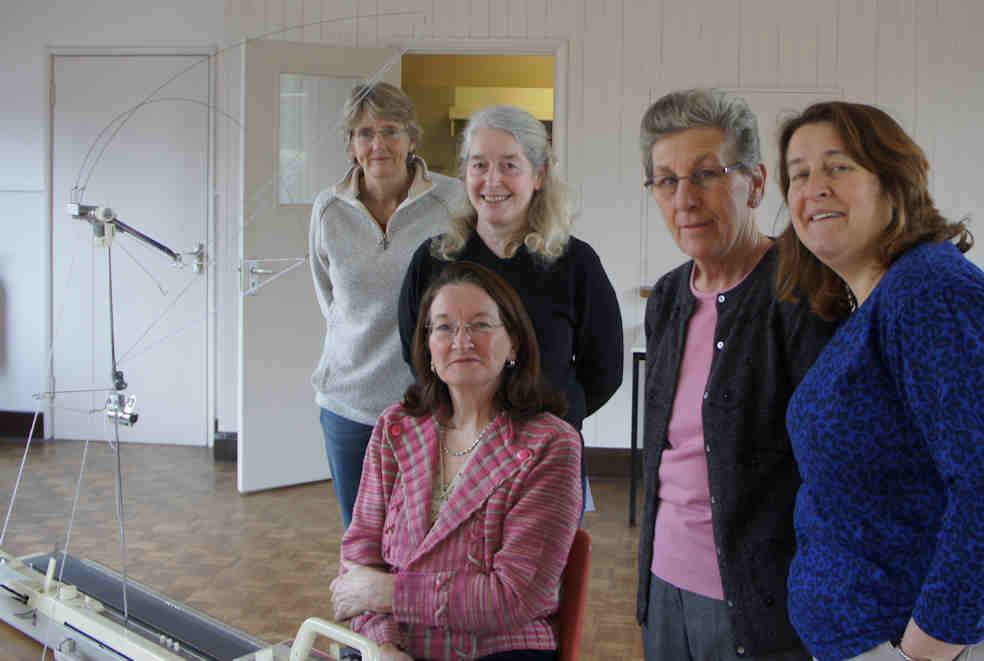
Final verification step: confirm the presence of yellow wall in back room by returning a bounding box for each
[402,54,554,88]
[402,54,555,176]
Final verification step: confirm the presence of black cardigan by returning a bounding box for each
[636,245,837,656]
[398,232,623,431]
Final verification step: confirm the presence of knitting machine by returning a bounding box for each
[0,548,378,661]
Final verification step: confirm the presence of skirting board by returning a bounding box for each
[584,447,634,478]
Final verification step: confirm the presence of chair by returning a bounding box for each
[556,529,592,661]
[288,528,592,661]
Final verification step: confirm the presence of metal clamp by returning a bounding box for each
[106,393,138,426]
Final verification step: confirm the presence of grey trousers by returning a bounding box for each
[642,573,810,661]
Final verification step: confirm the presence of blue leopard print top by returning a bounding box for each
[786,241,984,661]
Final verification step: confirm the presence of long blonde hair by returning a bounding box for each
[433,105,571,263]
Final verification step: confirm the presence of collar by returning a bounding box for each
[681,240,778,301]
[335,155,436,207]
[385,411,538,563]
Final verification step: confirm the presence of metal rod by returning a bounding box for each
[108,247,118,379]
[111,218,180,262]
[113,424,130,625]
[33,387,115,398]
[106,245,130,625]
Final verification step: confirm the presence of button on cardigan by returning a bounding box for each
[636,245,837,656]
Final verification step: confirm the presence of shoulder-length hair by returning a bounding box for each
[432,105,571,264]
[775,101,973,320]
[403,261,567,423]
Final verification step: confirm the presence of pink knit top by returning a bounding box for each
[650,274,723,599]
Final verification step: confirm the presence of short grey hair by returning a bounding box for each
[342,81,422,146]
[639,88,762,180]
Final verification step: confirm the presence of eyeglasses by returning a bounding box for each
[427,320,505,341]
[351,126,406,145]
[644,163,747,200]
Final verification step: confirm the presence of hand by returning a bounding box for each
[898,618,967,661]
[330,564,395,621]
[379,642,414,661]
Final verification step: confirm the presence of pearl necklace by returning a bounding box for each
[435,415,498,515]
[440,416,497,456]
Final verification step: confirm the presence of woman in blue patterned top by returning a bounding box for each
[776,101,984,661]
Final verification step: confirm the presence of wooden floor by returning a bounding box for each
[0,439,644,660]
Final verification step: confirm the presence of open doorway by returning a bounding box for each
[402,54,555,177]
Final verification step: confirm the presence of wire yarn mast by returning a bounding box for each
[1,11,423,660]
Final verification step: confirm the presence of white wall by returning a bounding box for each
[4,0,982,448]
[0,0,224,415]
[222,0,984,449]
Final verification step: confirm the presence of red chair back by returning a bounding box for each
[556,529,591,661]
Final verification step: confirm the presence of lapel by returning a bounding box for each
[387,414,439,554]
[408,413,530,564]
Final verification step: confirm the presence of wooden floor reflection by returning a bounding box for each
[0,439,644,660]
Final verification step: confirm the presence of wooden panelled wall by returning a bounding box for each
[220,0,984,448]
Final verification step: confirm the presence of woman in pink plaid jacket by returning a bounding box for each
[330,262,583,661]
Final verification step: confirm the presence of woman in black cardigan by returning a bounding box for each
[398,105,623,508]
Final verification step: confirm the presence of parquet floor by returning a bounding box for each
[0,439,644,660]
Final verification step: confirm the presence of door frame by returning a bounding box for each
[44,45,218,444]
[397,38,569,179]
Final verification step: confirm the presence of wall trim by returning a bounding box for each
[47,45,217,57]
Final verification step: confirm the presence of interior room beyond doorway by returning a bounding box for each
[402,54,555,177]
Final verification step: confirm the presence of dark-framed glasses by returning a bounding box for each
[644,163,747,199]
[427,320,505,341]
[352,126,406,145]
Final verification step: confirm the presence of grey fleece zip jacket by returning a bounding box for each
[309,160,467,424]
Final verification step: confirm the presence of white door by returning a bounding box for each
[238,40,401,492]
[50,53,211,445]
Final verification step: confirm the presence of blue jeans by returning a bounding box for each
[643,573,810,661]
[319,408,374,530]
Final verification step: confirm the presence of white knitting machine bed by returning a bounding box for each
[0,548,378,661]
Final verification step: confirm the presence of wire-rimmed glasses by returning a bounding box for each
[644,163,747,200]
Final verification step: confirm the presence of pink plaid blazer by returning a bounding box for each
[341,403,583,660]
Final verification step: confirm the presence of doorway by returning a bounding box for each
[235,45,562,493]
[402,54,555,176]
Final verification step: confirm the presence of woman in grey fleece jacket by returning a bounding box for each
[309,82,466,528]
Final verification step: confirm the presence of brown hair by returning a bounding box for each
[402,261,567,423]
[775,101,973,320]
